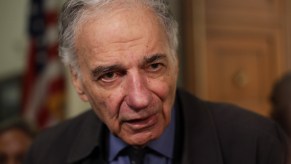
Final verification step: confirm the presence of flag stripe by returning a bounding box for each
[22,0,65,130]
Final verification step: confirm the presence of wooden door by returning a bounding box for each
[181,0,290,117]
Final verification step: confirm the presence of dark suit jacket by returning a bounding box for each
[24,89,287,164]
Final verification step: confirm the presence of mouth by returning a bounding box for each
[124,113,158,131]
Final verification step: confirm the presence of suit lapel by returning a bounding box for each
[67,110,105,164]
[176,89,224,164]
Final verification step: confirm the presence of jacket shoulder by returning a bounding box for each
[177,88,282,138]
[207,102,286,164]
[24,110,95,164]
[177,89,287,164]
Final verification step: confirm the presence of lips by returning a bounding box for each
[124,113,158,131]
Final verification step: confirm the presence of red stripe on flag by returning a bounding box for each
[22,39,37,113]
[22,0,66,130]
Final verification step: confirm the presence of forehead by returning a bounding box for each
[75,3,169,51]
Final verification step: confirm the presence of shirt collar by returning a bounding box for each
[108,107,176,161]
[148,107,175,158]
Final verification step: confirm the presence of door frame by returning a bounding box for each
[287,0,291,70]
[181,0,208,99]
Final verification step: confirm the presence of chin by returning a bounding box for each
[124,128,164,147]
[127,137,152,147]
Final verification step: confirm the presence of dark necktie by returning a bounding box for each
[127,147,146,164]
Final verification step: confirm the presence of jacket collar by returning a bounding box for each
[176,89,224,164]
[67,110,105,163]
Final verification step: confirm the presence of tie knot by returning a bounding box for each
[127,147,146,164]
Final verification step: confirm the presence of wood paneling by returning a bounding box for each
[181,0,289,116]
[287,0,291,70]
[207,30,282,116]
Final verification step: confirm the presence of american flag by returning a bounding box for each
[22,0,66,130]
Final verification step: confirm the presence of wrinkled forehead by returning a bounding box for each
[76,3,171,52]
[82,0,157,19]
[75,0,168,43]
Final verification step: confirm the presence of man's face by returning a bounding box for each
[72,5,178,146]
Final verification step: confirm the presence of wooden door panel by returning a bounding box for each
[207,31,280,116]
[206,0,282,13]
[181,0,289,117]
[206,0,285,28]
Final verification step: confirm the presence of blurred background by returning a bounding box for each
[0,0,290,130]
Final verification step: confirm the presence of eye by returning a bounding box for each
[99,72,119,83]
[148,63,163,72]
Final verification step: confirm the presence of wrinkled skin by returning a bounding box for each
[71,4,178,147]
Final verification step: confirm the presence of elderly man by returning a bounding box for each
[24,0,286,164]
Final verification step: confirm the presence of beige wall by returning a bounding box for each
[0,0,28,78]
[0,0,88,118]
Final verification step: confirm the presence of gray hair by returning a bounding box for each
[58,0,179,74]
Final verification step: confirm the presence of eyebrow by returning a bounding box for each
[144,54,167,64]
[91,64,124,79]
[91,54,167,78]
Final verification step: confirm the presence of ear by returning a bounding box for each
[69,66,89,102]
[172,55,179,76]
[175,56,179,73]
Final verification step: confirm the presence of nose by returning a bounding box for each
[125,72,152,110]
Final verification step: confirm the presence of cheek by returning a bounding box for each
[149,75,177,119]
[84,86,122,122]
[149,70,177,101]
